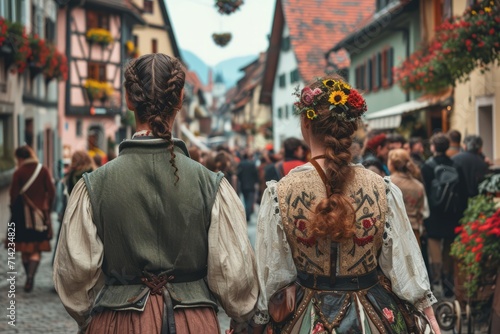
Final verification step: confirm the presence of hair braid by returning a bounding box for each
[124,54,186,185]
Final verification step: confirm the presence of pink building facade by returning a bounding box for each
[57,1,143,164]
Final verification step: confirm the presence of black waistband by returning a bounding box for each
[297,269,378,291]
[104,268,207,286]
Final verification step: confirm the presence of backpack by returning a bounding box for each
[426,158,460,213]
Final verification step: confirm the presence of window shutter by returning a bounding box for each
[367,59,372,91]
[388,48,394,86]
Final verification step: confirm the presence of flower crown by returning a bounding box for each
[293,78,367,122]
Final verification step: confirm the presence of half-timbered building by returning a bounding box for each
[57,0,144,164]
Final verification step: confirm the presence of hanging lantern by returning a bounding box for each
[214,0,244,15]
[212,33,232,47]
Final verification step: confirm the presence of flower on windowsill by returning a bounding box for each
[84,79,114,101]
[86,28,113,46]
[450,194,500,298]
[43,48,68,82]
[125,40,138,58]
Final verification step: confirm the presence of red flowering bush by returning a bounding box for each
[395,0,500,94]
[0,18,8,46]
[450,194,500,297]
[28,34,51,69]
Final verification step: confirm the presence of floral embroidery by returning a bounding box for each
[312,322,327,334]
[294,219,317,248]
[382,307,395,323]
[353,235,374,247]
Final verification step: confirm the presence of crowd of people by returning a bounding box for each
[6,53,497,333]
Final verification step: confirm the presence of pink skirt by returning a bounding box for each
[86,294,220,334]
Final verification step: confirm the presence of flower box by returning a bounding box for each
[84,79,114,102]
[86,28,113,46]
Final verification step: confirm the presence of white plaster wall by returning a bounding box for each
[272,24,304,152]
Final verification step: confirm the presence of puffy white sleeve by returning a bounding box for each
[207,177,258,323]
[53,179,104,332]
[253,181,297,325]
[379,178,437,310]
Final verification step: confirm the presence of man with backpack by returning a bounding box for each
[421,133,467,298]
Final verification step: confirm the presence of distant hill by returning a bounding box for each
[180,49,257,88]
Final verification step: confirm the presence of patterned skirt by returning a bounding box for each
[268,276,432,334]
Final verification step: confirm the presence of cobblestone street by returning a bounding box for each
[0,213,253,333]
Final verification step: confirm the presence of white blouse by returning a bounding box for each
[53,177,258,330]
[253,165,437,324]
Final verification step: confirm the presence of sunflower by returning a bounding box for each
[328,90,348,105]
[306,109,317,120]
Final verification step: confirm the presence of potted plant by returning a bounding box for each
[86,28,113,46]
[212,33,232,47]
[27,34,50,79]
[214,0,244,15]
[450,194,500,301]
[478,173,500,197]
[6,21,31,73]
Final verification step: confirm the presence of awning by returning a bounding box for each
[364,100,430,130]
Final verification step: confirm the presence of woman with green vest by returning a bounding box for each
[53,53,258,334]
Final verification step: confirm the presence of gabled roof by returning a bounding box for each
[328,0,414,55]
[260,0,375,104]
[232,52,266,113]
[84,0,145,24]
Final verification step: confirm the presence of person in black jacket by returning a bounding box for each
[451,135,489,199]
[421,133,467,298]
[237,151,259,223]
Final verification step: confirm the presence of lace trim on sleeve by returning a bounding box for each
[253,310,270,325]
[415,290,438,310]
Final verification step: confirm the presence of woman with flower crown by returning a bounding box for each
[251,76,441,333]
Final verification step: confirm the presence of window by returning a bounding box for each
[281,36,290,51]
[87,10,110,30]
[366,59,373,91]
[278,74,286,88]
[144,0,154,14]
[285,105,289,118]
[277,107,283,119]
[45,17,55,43]
[152,39,158,53]
[355,64,366,91]
[88,62,107,81]
[133,35,139,49]
[290,69,299,84]
[372,54,382,91]
[76,119,83,137]
[379,48,394,88]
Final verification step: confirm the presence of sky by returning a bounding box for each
[164,0,276,66]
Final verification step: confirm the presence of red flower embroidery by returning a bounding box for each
[312,322,325,334]
[362,219,372,229]
[297,236,317,248]
[383,308,395,323]
[295,219,306,231]
[353,235,373,247]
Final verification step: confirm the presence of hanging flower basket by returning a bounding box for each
[395,0,500,95]
[212,33,232,47]
[84,79,114,101]
[6,21,31,73]
[214,0,243,15]
[86,28,113,46]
